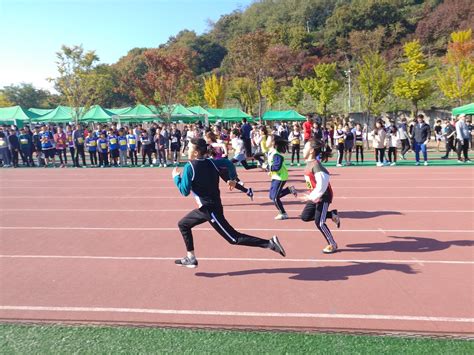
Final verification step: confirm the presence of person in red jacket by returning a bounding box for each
[303,115,313,144]
[300,138,341,254]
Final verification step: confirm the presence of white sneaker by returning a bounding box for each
[424,161,428,166]
[390,162,396,166]
[336,163,343,167]
[376,162,383,167]
[297,163,301,167]
[458,160,463,163]
[290,163,294,166]
[274,213,289,220]
[415,162,420,166]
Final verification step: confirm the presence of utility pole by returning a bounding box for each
[306,20,310,33]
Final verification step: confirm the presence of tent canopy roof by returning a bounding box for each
[452,103,474,116]
[80,105,114,122]
[36,106,73,123]
[206,108,251,121]
[263,110,305,121]
[187,106,216,118]
[0,105,41,121]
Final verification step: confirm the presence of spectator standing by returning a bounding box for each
[412,114,430,166]
[456,114,471,163]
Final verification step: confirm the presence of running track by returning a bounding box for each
[0,166,473,336]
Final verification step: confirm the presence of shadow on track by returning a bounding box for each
[195,262,417,281]
[342,236,474,253]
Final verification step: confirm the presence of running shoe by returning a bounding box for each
[274,213,289,220]
[247,187,254,201]
[415,162,420,166]
[458,160,463,163]
[175,256,198,268]
[331,209,341,228]
[323,244,338,254]
[289,186,298,198]
[390,162,396,166]
[424,161,428,166]
[270,236,286,257]
[336,163,343,167]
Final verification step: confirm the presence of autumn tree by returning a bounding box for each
[393,40,432,115]
[261,77,278,110]
[203,74,226,108]
[301,63,341,123]
[282,78,304,109]
[131,47,194,120]
[356,51,391,118]
[51,45,111,123]
[228,77,258,115]
[437,29,474,105]
[263,45,305,85]
[1,83,50,108]
[227,30,271,117]
[0,92,13,107]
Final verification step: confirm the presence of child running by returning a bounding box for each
[172,138,286,268]
[300,138,341,254]
[230,129,258,169]
[268,137,298,220]
[205,131,254,201]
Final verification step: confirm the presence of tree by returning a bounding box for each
[114,48,148,105]
[393,40,432,115]
[281,78,304,108]
[0,92,13,107]
[263,45,305,85]
[1,83,50,108]
[437,29,474,105]
[227,30,271,117]
[51,45,112,123]
[228,77,258,115]
[131,47,194,120]
[301,63,342,122]
[261,77,278,109]
[203,74,226,108]
[356,51,392,118]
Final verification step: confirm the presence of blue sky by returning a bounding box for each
[0,0,253,91]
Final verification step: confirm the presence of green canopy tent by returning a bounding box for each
[107,107,131,115]
[28,108,54,116]
[262,110,305,121]
[160,104,201,122]
[0,106,41,127]
[188,106,216,118]
[206,108,252,122]
[452,103,474,116]
[80,105,115,123]
[35,106,74,123]
[112,104,162,123]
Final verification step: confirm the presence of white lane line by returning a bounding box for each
[0,306,472,323]
[1,255,472,265]
[0,226,472,233]
[0,196,470,199]
[1,209,473,213]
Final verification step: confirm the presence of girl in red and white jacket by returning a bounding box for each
[300,138,341,254]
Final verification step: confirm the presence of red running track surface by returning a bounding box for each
[0,166,473,335]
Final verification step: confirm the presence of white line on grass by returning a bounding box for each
[0,226,472,233]
[1,208,473,213]
[0,254,472,265]
[0,305,472,323]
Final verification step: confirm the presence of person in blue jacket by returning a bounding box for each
[172,138,286,268]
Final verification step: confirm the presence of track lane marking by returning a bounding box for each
[0,306,472,323]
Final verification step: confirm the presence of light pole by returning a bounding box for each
[344,69,352,114]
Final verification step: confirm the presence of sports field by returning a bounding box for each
[0,162,473,351]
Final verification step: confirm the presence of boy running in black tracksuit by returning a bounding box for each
[173,138,286,268]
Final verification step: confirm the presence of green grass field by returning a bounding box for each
[1,324,472,354]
